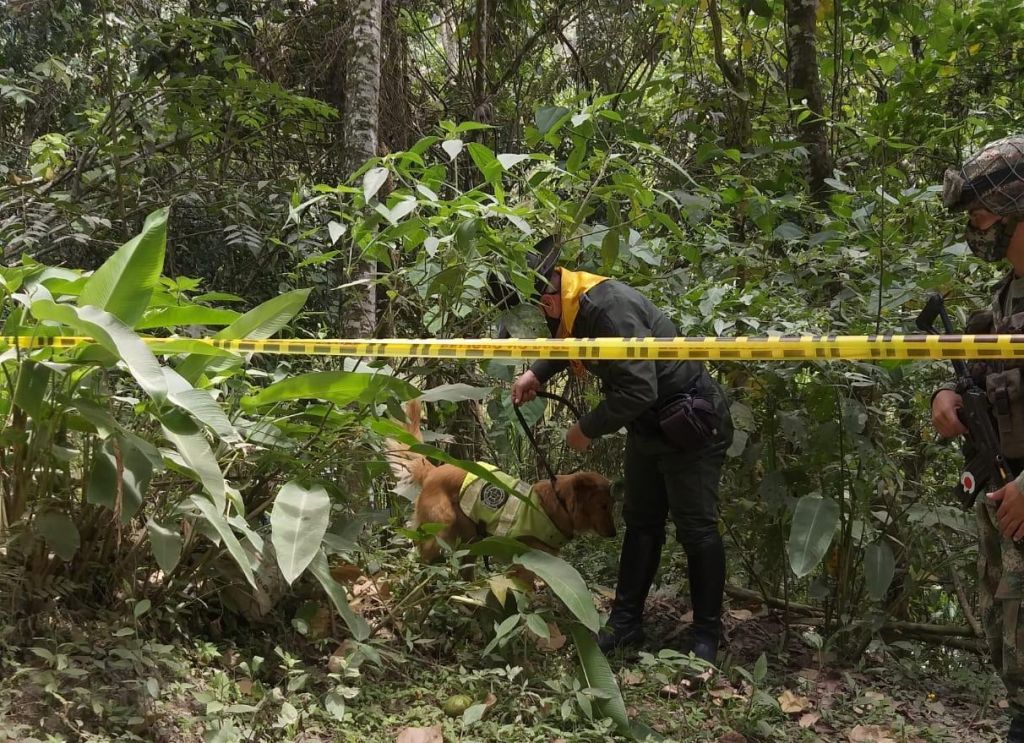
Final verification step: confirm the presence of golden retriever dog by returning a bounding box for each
[387,400,616,565]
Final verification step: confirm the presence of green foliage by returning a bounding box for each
[2,0,1021,737]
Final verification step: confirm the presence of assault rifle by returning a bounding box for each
[916,293,1015,509]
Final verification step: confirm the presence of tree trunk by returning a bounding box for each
[341,0,382,338]
[784,0,833,199]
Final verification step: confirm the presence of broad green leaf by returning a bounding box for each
[418,383,493,402]
[566,136,587,173]
[13,359,50,418]
[568,625,632,735]
[211,288,311,340]
[190,495,257,590]
[514,550,599,631]
[773,222,805,241]
[864,541,896,601]
[79,207,168,326]
[600,229,620,272]
[466,143,502,183]
[143,339,239,358]
[36,512,80,561]
[362,167,389,201]
[242,370,419,409]
[525,613,550,639]
[161,410,230,512]
[166,388,241,443]
[787,495,840,578]
[86,434,159,522]
[467,536,530,562]
[176,289,310,381]
[134,599,152,618]
[30,301,168,401]
[271,482,331,584]
[754,652,768,683]
[455,219,477,252]
[308,550,371,640]
[536,106,570,135]
[147,519,183,574]
[135,306,241,330]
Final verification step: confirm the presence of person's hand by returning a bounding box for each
[511,370,541,406]
[988,481,1024,541]
[931,389,967,438]
[566,422,592,452]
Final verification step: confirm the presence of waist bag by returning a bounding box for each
[658,392,720,451]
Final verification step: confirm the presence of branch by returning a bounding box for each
[726,584,980,639]
[706,0,743,91]
[938,533,985,639]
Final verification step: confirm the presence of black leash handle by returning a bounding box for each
[512,390,582,485]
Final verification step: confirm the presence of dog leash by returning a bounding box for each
[512,390,583,487]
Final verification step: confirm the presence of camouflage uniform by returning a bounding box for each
[963,275,1024,716]
[941,136,1024,726]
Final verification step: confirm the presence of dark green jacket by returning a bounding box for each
[531,280,714,439]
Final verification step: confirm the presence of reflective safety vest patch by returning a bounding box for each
[458,464,568,550]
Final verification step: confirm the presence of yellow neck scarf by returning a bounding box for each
[554,268,610,375]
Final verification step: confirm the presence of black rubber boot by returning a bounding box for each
[596,529,663,654]
[684,532,726,664]
[1009,715,1024,743]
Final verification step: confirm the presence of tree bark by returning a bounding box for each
[784,0,833,199]
[342,0,382,338]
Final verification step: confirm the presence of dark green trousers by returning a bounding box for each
[622,425,730,550]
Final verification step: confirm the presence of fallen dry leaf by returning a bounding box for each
[778,689,811,714]
[681,610,694,623]
[798,712,821,729]
[483,693,497,709]
[848,724,896,743]
[659,684,680,698]
[395,725,443,743]
[728,609,754,621]
[717,732,746,743]
[237,678,253,695]
[535,622,566,652]
[708,686,736,700]
[331,562,362,584]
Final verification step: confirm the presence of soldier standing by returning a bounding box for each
[935,136,1024,742]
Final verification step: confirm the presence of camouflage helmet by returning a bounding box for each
[943,136,1024,217]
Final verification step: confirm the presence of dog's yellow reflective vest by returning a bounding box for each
[459,464,568,549]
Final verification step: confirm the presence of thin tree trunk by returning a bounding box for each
[784,0,833,198]
[342,0,382,338]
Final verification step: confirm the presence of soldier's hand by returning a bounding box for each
[511,370,541,406]
[931,389,968,438]
[988,481,1024,541]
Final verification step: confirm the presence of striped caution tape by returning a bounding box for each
[7,334,1024,360]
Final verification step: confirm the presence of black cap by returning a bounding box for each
[487,236,561,338]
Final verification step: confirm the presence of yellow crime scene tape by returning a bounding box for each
[7,334,1024,361]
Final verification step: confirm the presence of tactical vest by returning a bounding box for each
[972,274,1024,458]
[459,464,568,550]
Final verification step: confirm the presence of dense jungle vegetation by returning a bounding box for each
[2,1,1022,741]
